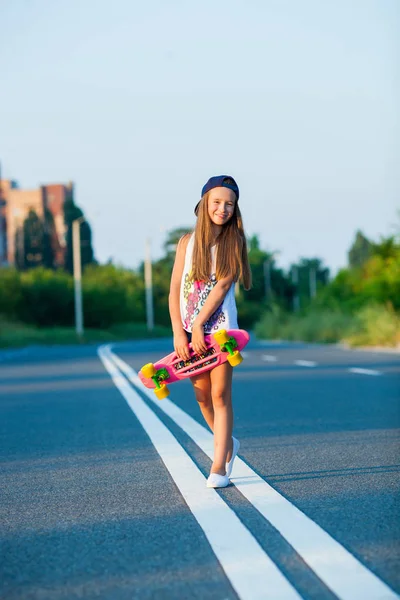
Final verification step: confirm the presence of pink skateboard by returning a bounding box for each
[139,328,250,399]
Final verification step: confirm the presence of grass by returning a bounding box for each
[0,319,172,349]
[254,304,400,348]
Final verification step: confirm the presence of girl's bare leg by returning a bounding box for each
[210,362,234,475]
[191,372,214,431]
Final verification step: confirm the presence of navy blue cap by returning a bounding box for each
[195,175,239,215]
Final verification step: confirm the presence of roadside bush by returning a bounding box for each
[0,268,23,318]
[254,306,355,343]
[19,267,74,326]
[252,304,284,339]
[285,310,355,343]
[83,264,145,328]
[0,264,147,330]
[344,303,400,347]
[236,295,264,330]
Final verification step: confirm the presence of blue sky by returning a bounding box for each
[1,0,398,276]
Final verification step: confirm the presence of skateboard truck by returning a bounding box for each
[213,329,243,367]
[140,364,170,399]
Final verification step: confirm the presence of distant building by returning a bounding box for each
[0,178,73,268]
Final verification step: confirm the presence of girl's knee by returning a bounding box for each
[195,389,212,406]
[211,389,231,408]
[192,381,212,406]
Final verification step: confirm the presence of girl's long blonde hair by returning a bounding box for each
[191,192,252,290]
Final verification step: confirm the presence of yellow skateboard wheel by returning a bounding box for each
[228,351,243,367]
[155,383,170,400]
[141,363,156,378]
[213,329,229,345]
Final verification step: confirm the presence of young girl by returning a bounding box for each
[169,175,252,488]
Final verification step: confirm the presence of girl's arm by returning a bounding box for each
[191,277,233,355]
[169,234,191,361]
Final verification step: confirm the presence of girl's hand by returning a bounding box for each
[173,330,190,361]
[191,321,208,355]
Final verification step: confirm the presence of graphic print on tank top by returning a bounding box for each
[182,271,226,332]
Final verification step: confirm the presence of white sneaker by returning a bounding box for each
[225,437,240,478]
[206,473,230,488]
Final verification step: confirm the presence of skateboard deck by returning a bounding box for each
[139,328,250,399]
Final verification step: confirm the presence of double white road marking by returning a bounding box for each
[98,345,397,600]
[99,346,300,600]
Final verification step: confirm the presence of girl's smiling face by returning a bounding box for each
[207,187,236,227]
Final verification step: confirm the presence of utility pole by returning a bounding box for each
[73,217,85,337]
[145,238,154,331]
[0,161,4,266]
[291,265,300,311]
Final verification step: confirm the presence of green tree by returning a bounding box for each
[63,192,95,273]
[14,210,54,271]
[163,227,192,260]
[348,230,373,269]
[371,235,398,260]
[43,208,56,268]
[23,210,45,269]
[290,258,330,309]
[245,235,269,303]
[315,233,400,313]
[245,235,293,311]
[14,226,25,270]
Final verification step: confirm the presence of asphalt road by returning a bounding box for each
[0,336,399,600]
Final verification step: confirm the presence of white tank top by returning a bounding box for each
[180,233,238,334]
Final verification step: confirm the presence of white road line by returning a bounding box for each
[294,360,317,367]
[349,368,382,376]
[261,355,277,362]
[98,346,301,600]
[108,348,399,600]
